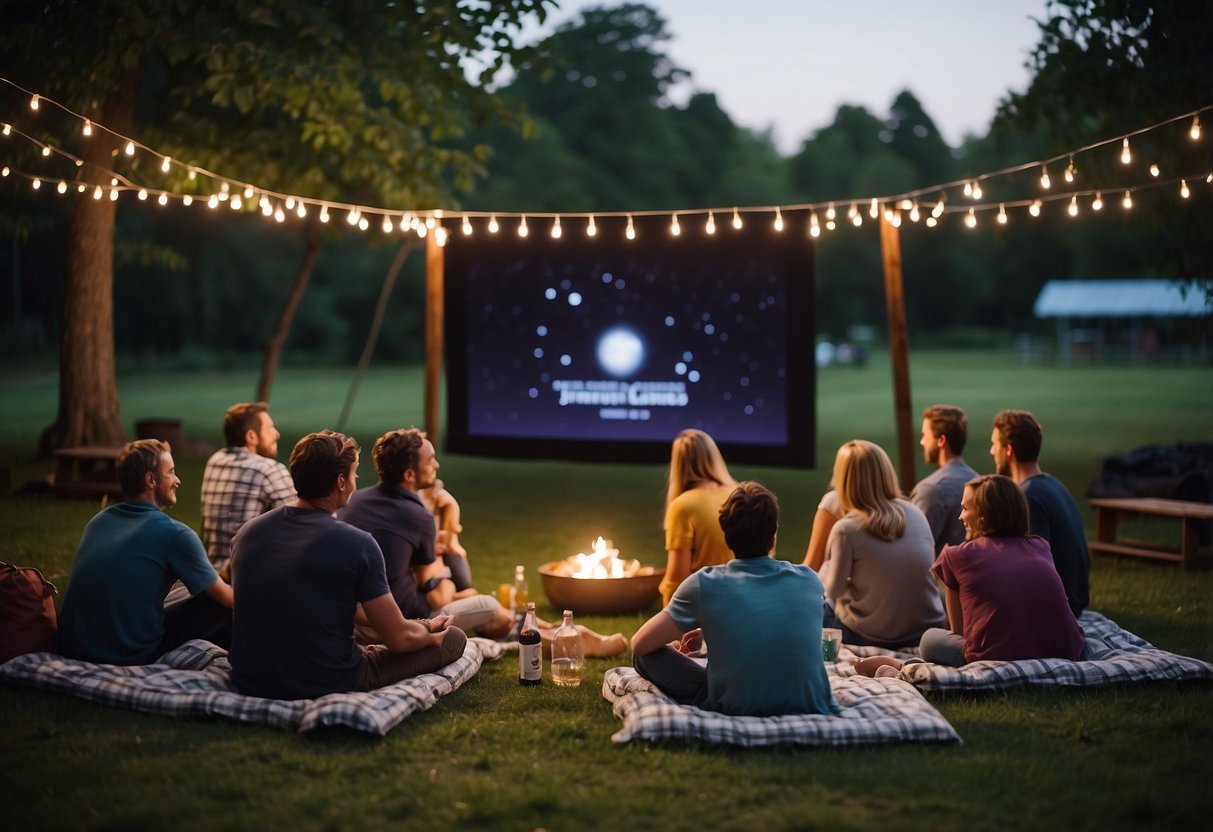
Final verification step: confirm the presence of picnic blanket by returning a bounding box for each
[840,610,1213,693]
[602,664,961,747]
[0,637,504,736]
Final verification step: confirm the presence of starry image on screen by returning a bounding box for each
[443,213,815,466]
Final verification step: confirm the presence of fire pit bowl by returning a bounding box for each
[538,561,665,616]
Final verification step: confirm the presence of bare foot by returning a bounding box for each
[853,656,904,677]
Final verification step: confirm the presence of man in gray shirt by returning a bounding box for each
[910,404,979,554]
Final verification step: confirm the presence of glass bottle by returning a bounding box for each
[518,602,542,686]
[510,564,529,614]
[550,609,585,687]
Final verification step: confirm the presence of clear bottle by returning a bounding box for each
[510,564,529,614]
[550,609,585,687]
[518,602,542,686]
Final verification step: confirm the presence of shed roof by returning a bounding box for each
[1034,280,1212,318]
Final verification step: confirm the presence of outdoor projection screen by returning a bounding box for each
[443,213,815,466]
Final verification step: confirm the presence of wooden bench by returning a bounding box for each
[53,446,125,502]
[1088,497,1213,570]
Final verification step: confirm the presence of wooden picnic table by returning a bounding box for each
[53,445,125,501]
[1088,496,1213,570]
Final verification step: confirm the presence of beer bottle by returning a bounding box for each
[519,602,542,686]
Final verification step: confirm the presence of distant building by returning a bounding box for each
[1033,279,1211,362]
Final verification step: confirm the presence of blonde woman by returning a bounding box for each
[660,429,736,606]
[821,440,944,647]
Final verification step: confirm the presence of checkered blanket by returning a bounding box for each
[838,611,1213,692]
[602,666,961,746]
[0,637,504,736]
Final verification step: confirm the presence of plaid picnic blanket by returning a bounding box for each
[838,610,1213,692]
[0,637,504,736]
[602,664,961,747]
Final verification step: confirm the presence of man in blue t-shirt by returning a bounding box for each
[631,481,839,717]
[229,430,466,701]
[59,440,233,665]
[991,409,1090,615]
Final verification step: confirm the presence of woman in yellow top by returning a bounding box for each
[660,429,737,606]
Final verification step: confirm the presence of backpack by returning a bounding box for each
[0,561,59,662]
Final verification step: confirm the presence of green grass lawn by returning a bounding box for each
[1,352,1211,832]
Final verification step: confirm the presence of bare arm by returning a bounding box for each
[944,585,964,635]
[202,578,233,608]
[414,561,455,609]
[362,594,451,653]
[631,610,686,656]
[803,508,839,570]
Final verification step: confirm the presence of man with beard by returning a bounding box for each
[59,440,233,664]
[990,409,1090,615]
[201,401,296,574]
[909,404,979,554]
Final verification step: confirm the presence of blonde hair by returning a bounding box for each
[666,429,735,507]
[832,440,905,542]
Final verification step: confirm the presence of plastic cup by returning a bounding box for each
[821,628,842,662]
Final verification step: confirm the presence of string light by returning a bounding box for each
[669,213,680,236]
[1121,138,1131,164]
[731,207,742,230]
[1149,164,1160,177]
[1122,190,1133,209]
[1064,157,1076,183]
[124,141,135,156]
[963,181,972,197]
[1191,115,1202,141]
[161,156,171,173]
[551,216,562,239]
[157,193,167,206]
[461,215,473,235]
[890,210,902,228]
[586,215,597,237]
[925,216,937,228]
[358,217,369,231]
[705,211,716,235]
[31,178,40,190]
[435,226,449,247]
[1039,165,1051,189]
[1092,192,1103,211]
[109,187,118,201]
[1180,179,1190,198]
[869,198,879,219]
[93,185,103,200]
[183,195,193,206]
[997,203,1007,224]
[41,144,50,157]
[964,207,976,228]
[487,215,498,234]
[230,195,242,210]
[809,211,821,238]
[625,214,636,240]
[207,194,219,208]
[137,188,148,201]
[850,202,862,226]
[773,207,783,232]
[319,206,330,223]
[82,119,92,136]
[346,207,359,225]
[517,215,528,238]
[1029,199,1042,217]
[382,215,393,233]
[29,94,39,110]
[274,206,285,223]
[972,180,983,200]
[909,201,920,223]
[1067,195,1078,217]
[825,203,836,221]
[930,198,945,219]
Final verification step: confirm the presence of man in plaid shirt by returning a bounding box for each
[201,402,296,574]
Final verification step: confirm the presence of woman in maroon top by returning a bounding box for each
[857,474,1086,673]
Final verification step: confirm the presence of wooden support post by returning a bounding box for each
[879,214,916,495]
[424,233,445,447]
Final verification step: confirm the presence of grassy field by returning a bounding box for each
[1,351,1211,832]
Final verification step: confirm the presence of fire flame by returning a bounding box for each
[570,536,626,579]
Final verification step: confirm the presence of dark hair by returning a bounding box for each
[288,430,360,499]
[116,439,169,498]
[718,481,779,559]
[922,404,968,455]
[993,409,1042,463]
[372,428,425,485]
[965,474,1030,538]
[223,401,268,447]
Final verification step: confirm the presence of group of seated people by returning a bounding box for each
[54,400,1092,715]
[633,406,1090,714]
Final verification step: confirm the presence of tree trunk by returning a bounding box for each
[255,217,322,403]
[40,75,139,455]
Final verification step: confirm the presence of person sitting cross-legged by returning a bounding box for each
[854,474,1087,677]
[228,430,467,700]
[631,481,839,717]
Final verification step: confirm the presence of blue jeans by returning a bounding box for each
[633,646,709,708]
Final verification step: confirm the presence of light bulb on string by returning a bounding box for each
[347,208,359,225]
[41,145,50,157]
[964,207,976,228]
[207,194,219,208]
[125,141,135,156]
[435,227,449,248]
[158,193,168,206]
[931,198,945,219]
[925,216,938,228]
[274,207,285,223]
[137,188,148,201]
[909,201,920,222]
[1122,190,1133,209]
[1067,195,1078,217]
[963,180,972,197]
[890,210,902,228]
[488,215,499,234]
[161,156,171,173]
[825,202,836,221]
[1149,163,1160,177]
[183,195,193,206]
[1039,165,1051,189]
[626,214,636,240]
[731,207,742,230]
[109,187,118,201]
[259,196,271,211]
[517,216,528,238]
[882,207,894,222]
[997,204,1007,224]
[551,216,562,239]
[425,216,436,230]
[1064,157,1076,183]
[1029,199,1042,217]
[1092,192,1103,211]
[587,215,597,237]
[358,217,369,231]
[230,195,242,210]
[1190,115,1202,141]
[187,168,196,181]
[56,180,67,194]
[1,124,9,136]
[851,210,863,227]
[285,198,295,210]
[29,94,39,111]
[31,178,40,190]
[705,211,716,235]
[77,183,85,192]
[1120,138,1131,165]
[319,207,330,223]
[773,207,784,232]
[869,198,879,219]
[82,119,93,136]
[243,186,254,199]
[670,214,680,236]
[809,212,821,238]
[296,203,307,219]
[93,185,103,200]
[972,181,983,200]
[462,215,473,235]
[1180,179,1190,199]
[382,215,393,233]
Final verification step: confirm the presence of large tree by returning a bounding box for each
[0,0,553,450]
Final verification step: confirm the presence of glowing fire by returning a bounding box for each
[569,536,640,579]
